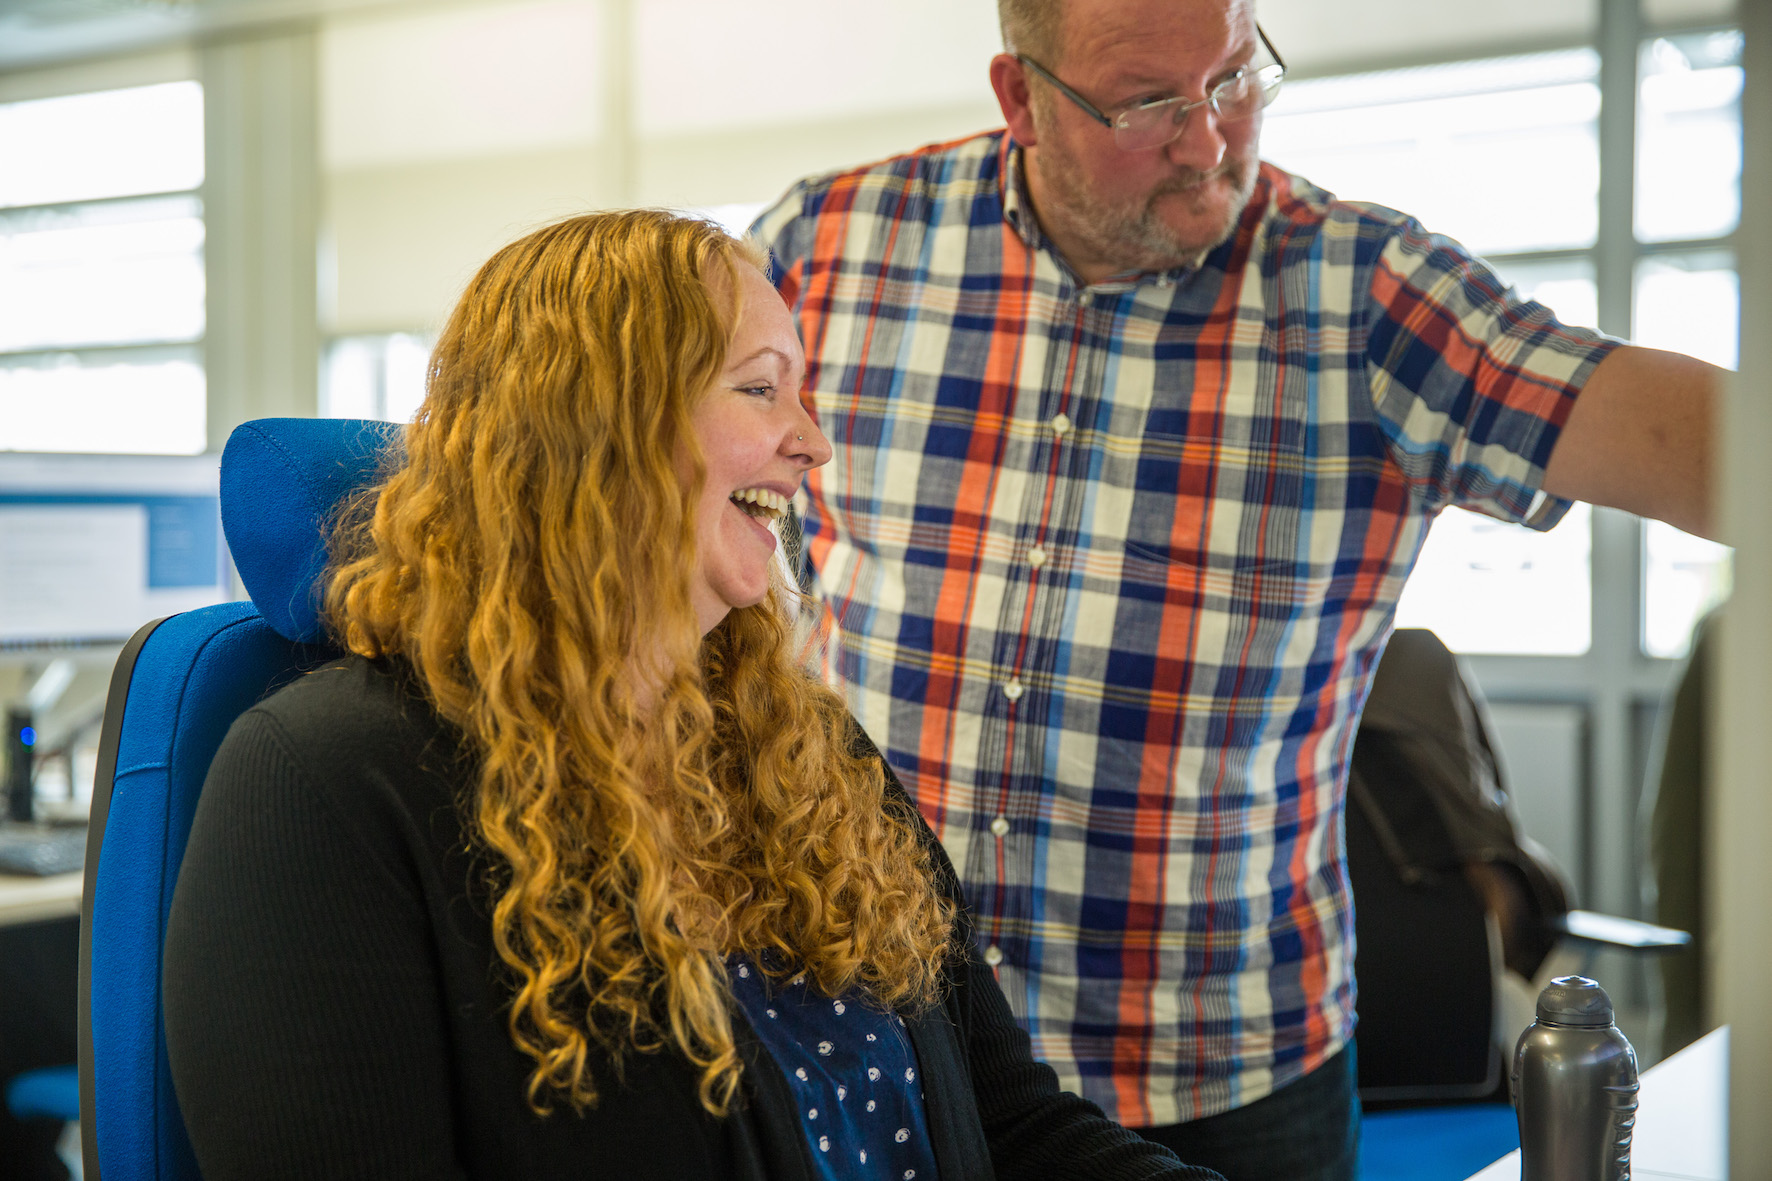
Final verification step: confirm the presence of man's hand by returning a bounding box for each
[1541,345,1721,540]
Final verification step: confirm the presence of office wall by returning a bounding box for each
[319,0,1006,336]
[322,0,611,334]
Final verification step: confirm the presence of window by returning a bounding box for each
[1492,256,1599,337]
[0,81,206,455]
[1633,250,1735,659]
[321,334,431,424]
[1265,28,1739,663]
[1264,52,1606,656]
[1261,49,1601,256]
[1635,30,1743,245]
[1642,520,1729,659]
[1262,26,1743,966]
[1632,29,1740,661]
[1634,251,1738,369]
[1396,503,1592,656]
[1391,253,1601,655]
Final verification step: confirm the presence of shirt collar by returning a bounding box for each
[999,134,1040,248]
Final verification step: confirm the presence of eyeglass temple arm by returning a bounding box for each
[1014,55,1116,129]
[1257,23,1286,74]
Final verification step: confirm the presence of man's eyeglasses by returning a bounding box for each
[1017,25,1287,153]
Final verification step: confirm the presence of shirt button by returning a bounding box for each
[1050,412,1071,437]
[990,815,1010,837]
[1027,545,1047,569]
[1002,678,1023,701]
[984,945,1004,967]
[1078,290,1093,306]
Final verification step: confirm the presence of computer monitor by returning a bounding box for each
[0,451,233,652]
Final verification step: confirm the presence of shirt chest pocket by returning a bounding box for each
[1088,405,1316,603]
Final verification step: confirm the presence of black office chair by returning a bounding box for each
[1348,629,1689,1180]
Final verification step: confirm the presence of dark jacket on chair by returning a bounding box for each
[1346,628,1569,1103]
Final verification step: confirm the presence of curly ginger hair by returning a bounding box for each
[325,210,953,1116]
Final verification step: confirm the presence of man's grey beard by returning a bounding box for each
[1035,148,1260,276]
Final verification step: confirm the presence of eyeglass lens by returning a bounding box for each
[1114,66,1284,151]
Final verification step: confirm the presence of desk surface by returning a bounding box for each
[1468,1025,1728,1181]
[0,871,83,927]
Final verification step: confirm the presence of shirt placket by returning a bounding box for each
[974,276,1107,975]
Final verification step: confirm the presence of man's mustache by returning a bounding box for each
[1151,162,1241,196]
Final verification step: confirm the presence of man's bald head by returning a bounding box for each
[998,0,1067,65]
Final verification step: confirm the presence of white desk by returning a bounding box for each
[1468,1026,1728,1181]
[0,871,83,927]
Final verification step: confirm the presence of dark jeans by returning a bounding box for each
[1133,1045,1360,1181]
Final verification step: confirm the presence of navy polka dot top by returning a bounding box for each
[729,957,940,1181]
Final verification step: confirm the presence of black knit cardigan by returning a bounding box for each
[163,655,1221,1181]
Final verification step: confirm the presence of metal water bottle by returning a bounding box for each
[1512,975,1639,1180]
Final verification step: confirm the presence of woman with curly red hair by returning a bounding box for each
[162,210,1219,1181]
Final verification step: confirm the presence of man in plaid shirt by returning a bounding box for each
[751,0,1718,1175]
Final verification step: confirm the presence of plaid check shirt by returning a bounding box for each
[753,130,1617,1126]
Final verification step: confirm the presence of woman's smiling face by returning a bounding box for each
[686,263,831,635]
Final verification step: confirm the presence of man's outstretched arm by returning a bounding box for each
[1542,344,1721,540]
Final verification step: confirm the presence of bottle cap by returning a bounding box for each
[1536,975,1614,1027]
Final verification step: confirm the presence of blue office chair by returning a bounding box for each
[77,418,400,1181]
[5,1063,79,1123]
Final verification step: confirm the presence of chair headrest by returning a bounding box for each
[220,418,404,644]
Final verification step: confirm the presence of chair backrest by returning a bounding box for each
[1347,627,1572,1106]
[77,418,401,1181]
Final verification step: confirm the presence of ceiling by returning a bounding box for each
[0,0,409,71]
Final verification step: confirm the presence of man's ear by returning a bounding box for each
[989,53,1040,146]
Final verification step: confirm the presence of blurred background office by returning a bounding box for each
[0,0,1767,1173]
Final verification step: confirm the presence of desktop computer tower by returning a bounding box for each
[5,709,32,823]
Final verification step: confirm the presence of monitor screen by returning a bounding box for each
[0,451,233,650]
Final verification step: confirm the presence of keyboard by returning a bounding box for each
[0,824,88,877]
